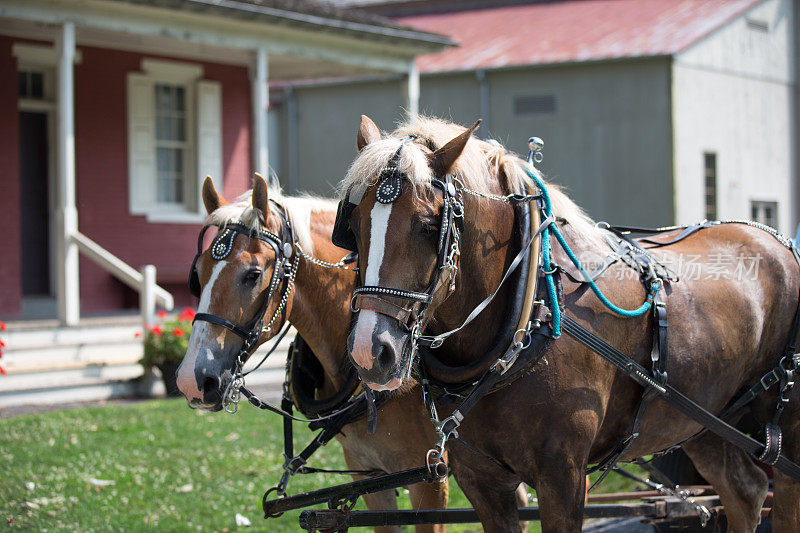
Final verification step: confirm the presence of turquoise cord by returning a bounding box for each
[523,167,657,337]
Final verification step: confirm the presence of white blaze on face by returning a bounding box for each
[176,261,227,400]
[350,202,393,371]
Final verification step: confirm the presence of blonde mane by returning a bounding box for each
[207,186,337,253]
[341,116,605,247]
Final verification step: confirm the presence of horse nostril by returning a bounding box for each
[202,375,220,394]
[375,343,394,371]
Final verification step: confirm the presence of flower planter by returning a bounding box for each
[157,361,182,397]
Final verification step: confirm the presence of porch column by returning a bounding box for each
[476,69,490,137]
[286,86,298,194]
[251,47,269,177]
[405,61,420,118]
[56,22,79,326]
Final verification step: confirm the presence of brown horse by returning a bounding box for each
[175,174,449,533]
[340,115,800,532]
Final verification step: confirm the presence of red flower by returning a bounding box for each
[178,307,196,322]
[151,325,163,336]
[134,331,142,338]
[0,320,5,331]
[172,327,184,337]
[0,365,6,376]
[0,339,5,348]
[157,310,167,318]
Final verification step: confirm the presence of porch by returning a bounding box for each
[0,0,449,325]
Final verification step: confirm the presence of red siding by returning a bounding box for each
[75,46,252,314]
[0,35,22,318]
[0,40,252,319]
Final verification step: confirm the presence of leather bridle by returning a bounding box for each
[336,140,465,378]
[188,205,298,385]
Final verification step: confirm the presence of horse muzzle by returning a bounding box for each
[348,312,408,388]
[176,353,231,409]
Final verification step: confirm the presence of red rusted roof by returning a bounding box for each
[396,0,765,73]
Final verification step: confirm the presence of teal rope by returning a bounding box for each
[524,167,658,337]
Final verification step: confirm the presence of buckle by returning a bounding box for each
[761,369,781,390]
[433,411,463,454]
[284,455,306,474]
[491,342,524,375]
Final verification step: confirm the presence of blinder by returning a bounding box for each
[332,189,362,252]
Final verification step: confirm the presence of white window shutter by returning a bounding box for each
[127,73,155,214]
[196,80,223,213]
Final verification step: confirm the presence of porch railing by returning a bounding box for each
[71,231,174,326]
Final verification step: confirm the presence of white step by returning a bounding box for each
[3,323,142,351]
[2,341,143,373]
[0,317,295,408]
[0,362,286,409]
[0,364,144,393]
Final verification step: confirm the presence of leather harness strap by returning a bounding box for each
[352,294,416,329]
[561,314,800,481]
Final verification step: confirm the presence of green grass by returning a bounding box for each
[0,399,646,531]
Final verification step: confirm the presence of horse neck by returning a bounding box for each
[431,195,520,366]
[286,210,356,393]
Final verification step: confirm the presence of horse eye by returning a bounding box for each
[420,219,439,235]
[243,268,262,284]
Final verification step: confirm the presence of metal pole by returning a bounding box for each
[476,69,490,137]
[140,265,156,327]
[56,22,79,325]
[251,47,269,177]
[405,61,420,118]
[286,86,298,194]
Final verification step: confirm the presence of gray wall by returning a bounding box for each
[272,79,405,197]
[274,58,674,227]
[484,59,673,226]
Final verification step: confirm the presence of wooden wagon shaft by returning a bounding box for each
[298,494,725,530]
[262,466,438,517]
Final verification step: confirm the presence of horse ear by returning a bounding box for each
[357,115,381,152]
[202,176,227,214]
[252,173,270,223]
[429,119,481,176]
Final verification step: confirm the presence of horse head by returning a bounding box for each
[176,174,293,410]
[343,115,483,390]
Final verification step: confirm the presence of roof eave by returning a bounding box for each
[418,53,675,76]
[124,0,454,51]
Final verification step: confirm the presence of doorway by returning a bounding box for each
[18,67,57,318]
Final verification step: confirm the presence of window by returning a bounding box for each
[752,201,778,229]
[18,70,44,99]
[13,44,77,102]
[514,95,557,115]
[746,18,769,32]
[704,152,717,220]
[127,59,222,222]
[155,84,188,204]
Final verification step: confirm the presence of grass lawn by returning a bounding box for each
[1,398,646,531]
